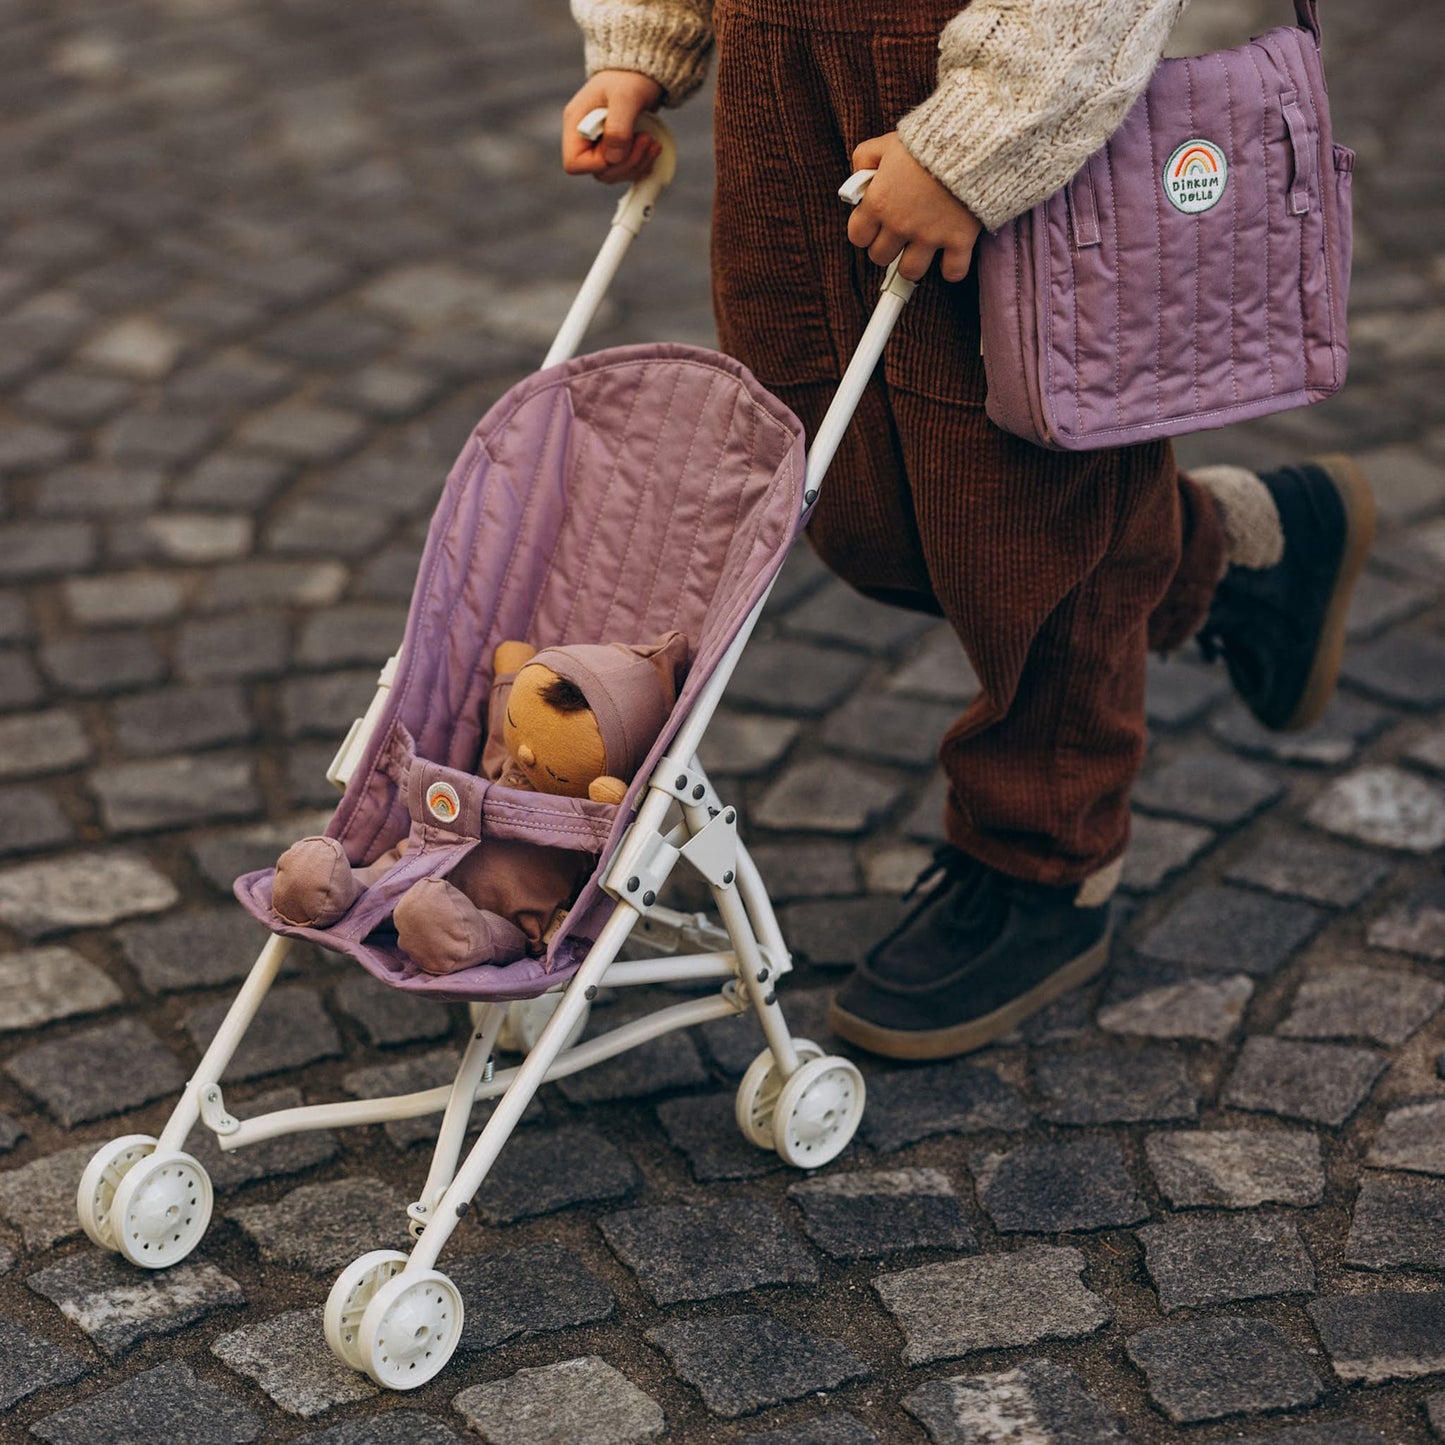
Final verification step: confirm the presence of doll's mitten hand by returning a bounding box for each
[588,775,627,805]
[273,836,362,927]
[847,132,983,283]
[562,70,663,183]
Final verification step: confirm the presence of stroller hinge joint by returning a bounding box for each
[198,1082,239,1137]
[678,807,739,889]
[603,822,679,913]
[655,755,718,807]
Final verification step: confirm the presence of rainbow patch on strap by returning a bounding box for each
[1163,139,1228,214]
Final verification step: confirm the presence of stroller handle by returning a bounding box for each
[543,109,679,368]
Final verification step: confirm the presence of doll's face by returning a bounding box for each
[502,664,607,798]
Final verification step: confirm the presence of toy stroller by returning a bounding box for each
[74,113,918,1391]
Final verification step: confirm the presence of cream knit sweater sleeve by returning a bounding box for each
[572,0,1190,230]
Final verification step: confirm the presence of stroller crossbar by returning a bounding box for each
[75,114,913,1392]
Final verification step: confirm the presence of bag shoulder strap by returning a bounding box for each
[1294,0,1321,42]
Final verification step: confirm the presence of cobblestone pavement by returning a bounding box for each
[0,0,1442,1440]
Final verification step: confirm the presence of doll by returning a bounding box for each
[272,632,690,973]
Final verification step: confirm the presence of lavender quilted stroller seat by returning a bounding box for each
[236,341,806,1000]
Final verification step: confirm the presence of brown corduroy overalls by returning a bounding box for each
[709,0,1229,887]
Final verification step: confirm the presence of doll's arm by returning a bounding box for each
[571,0,714,107]
[494,640,537,676]
[588,775,628,805]
[897,0,1190,231]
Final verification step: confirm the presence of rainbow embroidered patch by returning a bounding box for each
[1164,139,1228,214]
[426,780,461,823]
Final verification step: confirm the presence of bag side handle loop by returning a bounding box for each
[1294,0,1321,42]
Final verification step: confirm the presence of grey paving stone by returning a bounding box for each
[972,1138,1148,1233]
[888,625,980,704]
[1125,1317,1322,1424]
[599,1200,817,1305]
[726,641,869,717]
[1098,974,1254,1043]
[140,514,254,567]
[30,1361,260,1444]
[788,1167,977,1259]
[874,1245,1111,1365]
[1120,814,1214,893]
[38,631,166,695]
[1233,1424,1390,1445]
[1146,656,1231,728]
[115,906,275,991]
[332,972,453,1046]
[27,1255,245,1358]
[0,523,95,585]
[657,1093,787,1182]
[904,772,950,844]
[1367,879,1445,959]
[1139,1213,1316,1310]
[80,316,184,378]
[903,1359,1128,1445]
[0,945,122,1031]
[695,709,800,777]
[746,841,860,901]
[185,986,343,1081]
[229,1176,412,1274]
[0,850,178,938]
[0,1143,93,1249]
[1278,966,1445,1045]
[211,559,350,615]
[453,1356,665,1445]
[821,694,960,769]
[1034,1048,1199,1125]
[7,1018,187,1126]
[23,369,136,425]
[752,757,905,835]
[292,1412,464,1445]
[647,1312,869,1419]
[64,571,185,628]
[36,464,166,518]
[103,407,221,467]
[1210,695,1394,768]
[1136,886,1324,976]
[779,897,907,968]
[554,1026,707,1104]
[861,1061,1031,1152]
[453,1242,616,1351]
[1431,1394,1445,1441]
[0,423,75,476]
[329,361,443,418]
[1224,834,1393,908]
[169,347,293,408]
[736,1415,879,1445]
[1222,1037,1388,1126]
[91,752,261,832]
[1342,632,1445,708]
[111,684,255,755]
[475,1124,640,1223]
[282,669,377,743]
[189,812,334,893]
[1345,1173,1445,1269]
[1133,752,1284,826]
[296,603,408,669]
[1347,569,1434,641]
[1308,765,1445,852]
[174,452,291,509]
[213,1307,378,1416]
[0,592,32,644]
[233,402,368,462]
[1308,1289,1445,1383]
[268,501,394,559]
[0,1318,90,1410]
[784,582,937,655]
[0,1113,26,1152]
[0,649,43,712]
[0,784,73,855]
[189,1087,341,1191]
[1405,722,1445,778]
[1368,1099,1445,1176]
[176,611,289,681]
[1145,1129,1326,1209]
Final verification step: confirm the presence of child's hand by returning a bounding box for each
[562,71,664,184]
[847,133,982,283]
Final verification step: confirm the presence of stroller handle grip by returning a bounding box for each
[838,168,877,206]
[577,107,678,227]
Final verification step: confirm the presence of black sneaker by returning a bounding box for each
[828,846,1112,1060]
[1199,455,1375,732]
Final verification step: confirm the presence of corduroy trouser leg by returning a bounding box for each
[711,0,1228,886]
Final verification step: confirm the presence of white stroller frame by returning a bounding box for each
[75,113,916,1391]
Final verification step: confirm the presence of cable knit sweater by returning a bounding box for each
[572,0,1190,230]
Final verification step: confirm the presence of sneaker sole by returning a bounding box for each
[1280,453,1377,733]
[827,928,1111,1062]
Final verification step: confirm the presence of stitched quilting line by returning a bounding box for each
[1103,142,1121,429]
[1223,53,1239,405]
[1246,47,1277,397]
[1070,175,1081,436]
[1187,62,1200,417]
[671,375,737,627]
[1145,84,1164,421]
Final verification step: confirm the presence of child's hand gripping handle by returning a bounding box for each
[578,108,678,237]
[838,169,915,302]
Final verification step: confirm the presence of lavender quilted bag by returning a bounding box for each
[977,0,1352,451]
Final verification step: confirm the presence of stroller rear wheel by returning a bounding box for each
[357,1269,464,1390]
[109,1150,213,1268]
[771,1057,865,1169]
[326,1250,408,1370]
[77,1134,158,1252]
[735,1041,824,1149]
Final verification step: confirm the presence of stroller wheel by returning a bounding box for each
[772,1057,865,1170]
[735,1040,824,1149]
[358,1269,464,1391]
[493,994,589,1054]
[326,1250,408,1371]
[77,1135,158,1252]
[110,1150,213,1268]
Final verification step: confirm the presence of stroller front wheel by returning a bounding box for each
[77,1134,158,1252]
[325,1249,408,1370]
[358,1269,465,1390]
[771,1057,865,1170]
[109,1150,213,1268]
[735,1040,824,1149]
